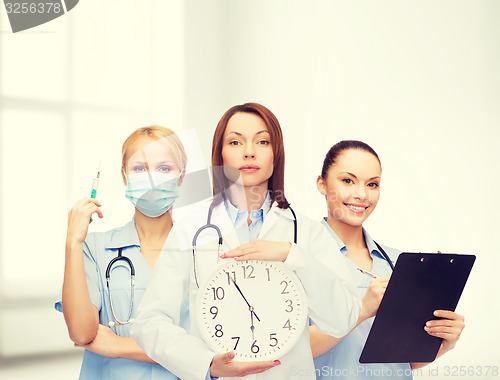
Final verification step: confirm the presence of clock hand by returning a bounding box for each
[229,276,261,322]
[250,306,255,340]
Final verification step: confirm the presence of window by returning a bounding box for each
[0,0,185,357]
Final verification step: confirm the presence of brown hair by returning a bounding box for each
[121,126,187,172]
[211,103,289,208]
[321,140,381,179]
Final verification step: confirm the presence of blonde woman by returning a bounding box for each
[55,126,187,379]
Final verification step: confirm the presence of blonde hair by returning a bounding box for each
[121,126,187,172]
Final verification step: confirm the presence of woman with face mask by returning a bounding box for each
[131,103,361,380]
[310,140,465,379]
[55,126,187,380]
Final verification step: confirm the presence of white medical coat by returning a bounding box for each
[131,200,361,380]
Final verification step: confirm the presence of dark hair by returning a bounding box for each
[321,140,381,178]
[211,102,289,209]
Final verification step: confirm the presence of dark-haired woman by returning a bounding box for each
[132,104,361,379]
[310,140,465,379]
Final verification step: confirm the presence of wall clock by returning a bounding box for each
[196,259,308,361]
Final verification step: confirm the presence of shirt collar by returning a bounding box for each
[321,218,347,252]
[104,218,141,249]
[321,218,385,259]
[224,191,272,225]
[362,228,386,260]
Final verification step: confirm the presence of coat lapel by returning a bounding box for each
[257,203,280,240]
[257,203,296,241]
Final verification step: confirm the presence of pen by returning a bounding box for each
[356,267,379,278]
[90,162,101,221]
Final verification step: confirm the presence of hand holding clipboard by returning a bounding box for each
[359,252,475,364]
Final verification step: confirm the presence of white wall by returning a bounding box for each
[1,0,498,375]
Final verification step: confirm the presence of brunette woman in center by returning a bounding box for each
[132,103,362,379]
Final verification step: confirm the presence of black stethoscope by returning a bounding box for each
[373,241,395,271]
[192,203,298,288]
[106,247,135,327]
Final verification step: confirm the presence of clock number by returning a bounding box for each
[214,324,224,338]
[280,280,289,294]
[251,340,260,353]
[283,318,292,330]
[211,287,225,300]
[265,268,271,281]
[231,336,240,350]
[269,333,278,347]
[242,265,255,279]
[210,306,218,319]
[226,271,236,285]
[285,299,293,312]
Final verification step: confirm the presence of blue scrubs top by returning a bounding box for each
[313,219,413,379]
[55,219,187,380]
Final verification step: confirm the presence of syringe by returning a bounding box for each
[90,162,101,221]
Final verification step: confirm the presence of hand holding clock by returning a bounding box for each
[221,239,292,262]
[210,352,280,377]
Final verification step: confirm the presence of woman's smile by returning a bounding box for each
[344,203,369,214]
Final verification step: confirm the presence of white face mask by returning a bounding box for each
[124,172,180,217]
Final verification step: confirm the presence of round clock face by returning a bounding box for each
[196,259,308,361]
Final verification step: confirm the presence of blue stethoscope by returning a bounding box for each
[192,203,298,288]
[106,247,135,327]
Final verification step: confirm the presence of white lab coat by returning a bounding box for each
[131,200,361,380]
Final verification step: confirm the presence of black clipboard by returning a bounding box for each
[359,252,475,364]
